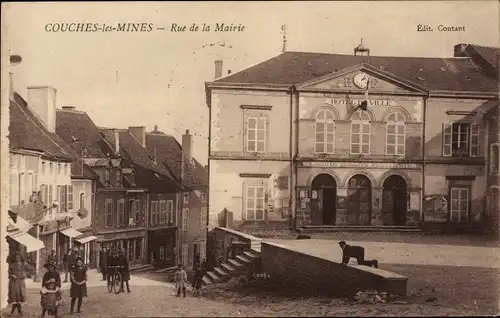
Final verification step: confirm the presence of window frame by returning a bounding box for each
[490,142,499,176]
[182,208,189,231]
[385,112,406,156]
[314,109,336,154]
[350,111,371,155]
[79,192,85,210]
[449,187,470,223]
[150,201,158,225]
[245,116,267,153]
[443,122,480,157]
[244,185,266,221]
[117,199,125,226]
[104,199,114,227]
[67,185,74,210]
[166,200,174,224]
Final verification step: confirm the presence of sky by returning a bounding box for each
[4,1,499,164]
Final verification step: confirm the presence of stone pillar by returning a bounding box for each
[336,188,348,225]
[371,188,383,226]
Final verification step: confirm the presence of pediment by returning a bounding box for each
[296,64,427,94]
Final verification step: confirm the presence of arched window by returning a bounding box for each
[386,112,406,156]
[315,109,335,154]
[350,111,371,154]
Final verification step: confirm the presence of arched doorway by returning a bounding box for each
[382,175,408,225]
[346,175,372,225]
[310,174,337,225]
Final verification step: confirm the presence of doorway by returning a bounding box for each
[311,174,337,225]
[346,175,372,225]
[382,175,408,225]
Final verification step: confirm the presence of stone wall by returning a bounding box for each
[260,241,407,297]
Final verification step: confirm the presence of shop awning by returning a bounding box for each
[60,227,83,238]
[76,235,98,244]
[7,231,45,252]
[8,215,33,232]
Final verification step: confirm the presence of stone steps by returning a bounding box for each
[202,250,261,286]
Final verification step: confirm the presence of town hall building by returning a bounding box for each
[205,42,499,232]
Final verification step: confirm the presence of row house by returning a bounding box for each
[205,42,499,233]
[8,88,95,279]
[146,127,209,270]
[56,107,147,267]
[99,126,181,268]
[454,44,500,237]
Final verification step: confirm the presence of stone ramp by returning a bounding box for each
[260,240,408,296]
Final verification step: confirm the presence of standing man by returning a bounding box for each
[62,249,72,283]
[99,247,108,281]
[338,241,378,268]
[117,249,131,293]
[174,265,187,298]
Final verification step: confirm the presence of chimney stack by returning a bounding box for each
[214,60,223,79]
[128,126,146,147]
[27,86,57,132]
[228,70,232,75]
[182,130,193,163]
[62,106,76,111]
[114,130,120,153]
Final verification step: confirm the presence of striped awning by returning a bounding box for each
[7,230,45,252]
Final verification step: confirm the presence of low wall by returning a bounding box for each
[261,241,407,297]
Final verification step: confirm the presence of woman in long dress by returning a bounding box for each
[8,253,27,316]
[69,257,87,314]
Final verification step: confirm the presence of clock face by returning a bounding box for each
[353,73,370,89]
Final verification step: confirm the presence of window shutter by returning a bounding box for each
[67,185,74,210]
[469,124,479,157]
[442,123,452,157]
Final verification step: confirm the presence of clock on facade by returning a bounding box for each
[353,72,370,89]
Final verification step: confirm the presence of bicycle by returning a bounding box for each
[107,265,123,294]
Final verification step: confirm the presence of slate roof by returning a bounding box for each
[56,109,115,158]
[455,43,499,78]
[10,93,74,161]
[146,131,208,190]
[212,51,498,92]
[99,128,180,191]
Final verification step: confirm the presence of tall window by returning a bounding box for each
[117,199,125,225]
[151,201,158,225]
[167,200,174,224]
[246,117,266,153]
[450,187,469,222]
[386,112,406,156]
[443,123,479,157]
[58,185,67,212]
[48,185,53,208]
[315,109,335,154]
[490,143,499,176]
[67,185,74,210]
[134,200,140,221]
[182,208,189,231]
[105,199,113,227]
[200,206,207,230]
[350,111,371,155]
[245,185,265,221]
[79,193,85,209]
[159,200,166,224]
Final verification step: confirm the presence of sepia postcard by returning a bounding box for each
[1,1,499,317]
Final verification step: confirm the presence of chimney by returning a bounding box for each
[62,106,76,111]
[453,43,469,57]
[182,130,193,163]
[27,86,57,132]
[114,130,120,153]
[153,125,159,132]
[214,60,223,79]
[204,165,208,171]
[128,126,146,147]
[228,70,232,75]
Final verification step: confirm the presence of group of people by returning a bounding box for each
[7,248,88,317]
[174,258,207,298]
[98,247,131,293]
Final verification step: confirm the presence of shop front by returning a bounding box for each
[74,231,98,267]
[96,230,146,266]
[295,161,423,227]
[148,227,177,268]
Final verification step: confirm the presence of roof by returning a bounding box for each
[146,131,208,190]
[99,128,180,191]
[455,43,499,77]
[56,109,115,158]
[10,93,75,161]
[212,51,498,92]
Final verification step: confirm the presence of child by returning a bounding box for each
[174,265,187,298]
[192,266,203,297]
[70,257,87,314]
[40,261,62,317]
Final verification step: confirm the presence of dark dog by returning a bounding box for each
[296,235,311,240]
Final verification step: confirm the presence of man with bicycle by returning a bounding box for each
[106,249,119,285]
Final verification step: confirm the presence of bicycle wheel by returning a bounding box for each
[114,272,123,294]
[107,276,114,293]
